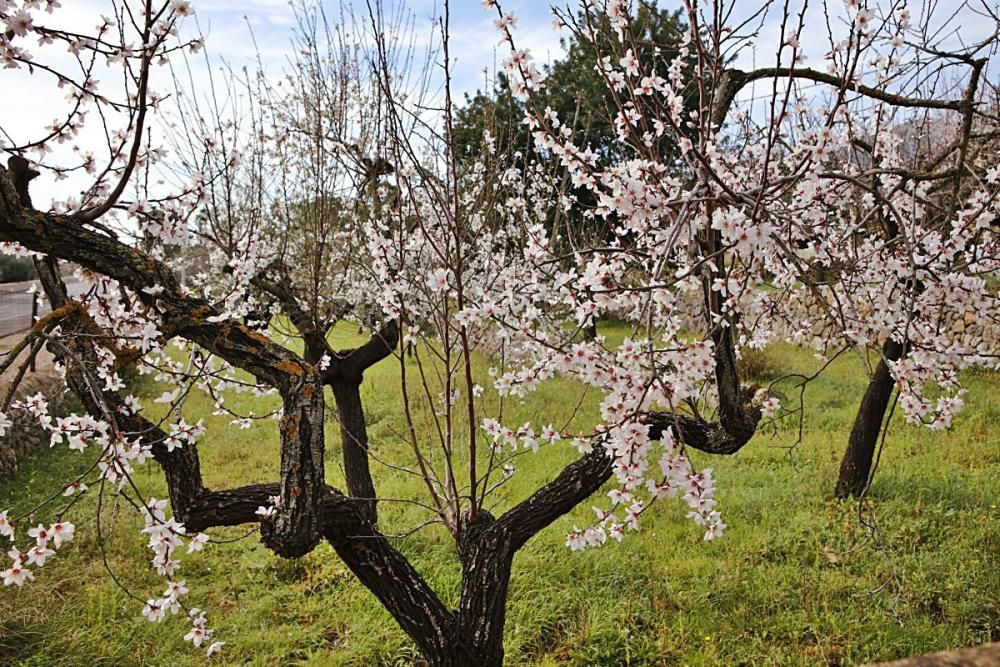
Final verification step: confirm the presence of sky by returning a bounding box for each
[0,0,566,206]
[1,0,995,208]
[189,0,567,96]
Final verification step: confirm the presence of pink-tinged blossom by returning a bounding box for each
[761,397,781,419]
[2,560,34,587]
[49,522,74,548]
[25,545,55,567]
[0,511,13,539]
[187,533,209,554]
[27,524,50,546]
[184,625,207,647]
[169,0,194,17]
[4,9,33,37]
[62,481,88,496]
[142,599,166,623]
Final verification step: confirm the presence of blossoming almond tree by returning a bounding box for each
[0,0,998,665]
[481,0,999,503]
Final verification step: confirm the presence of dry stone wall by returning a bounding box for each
[0,371,68,477]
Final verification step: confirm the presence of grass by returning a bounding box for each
[0,322,998,666]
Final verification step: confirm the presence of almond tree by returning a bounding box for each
[0,1,998,666]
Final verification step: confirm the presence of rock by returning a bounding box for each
[0,371,68,478]
[863,642,1000,666]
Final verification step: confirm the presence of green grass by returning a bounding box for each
[1,324,998,666]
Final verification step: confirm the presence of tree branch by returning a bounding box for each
[0,165,325,557]
[496,447,613,551]
[734,67,975,111]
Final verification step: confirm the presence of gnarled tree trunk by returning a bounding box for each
[0,158,761,666]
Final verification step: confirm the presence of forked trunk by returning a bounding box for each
[327,511,514,667]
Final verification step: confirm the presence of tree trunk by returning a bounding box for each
[330,379,378,524]
[320,505,470,666]
[835,338,905,498]
[320,503,512,666]
[457,512,514,667]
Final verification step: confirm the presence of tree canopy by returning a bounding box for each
[0,1,997,665]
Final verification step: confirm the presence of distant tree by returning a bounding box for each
[835,99,1000,499]
[453,4,689,255]
[455,4,688,168]
[0,254,35,283]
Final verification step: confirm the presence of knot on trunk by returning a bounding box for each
[259,511,324,559]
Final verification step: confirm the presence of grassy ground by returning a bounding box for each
[0,323,997,666]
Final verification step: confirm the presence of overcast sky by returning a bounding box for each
[189,0,568,95]
[1,0,994,208]
[0,0,566,206]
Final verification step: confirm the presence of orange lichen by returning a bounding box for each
[282,415,301,438]
[247,329,272,345]
[302,383,316,400]
[112,346,142,373]
[276,360,304,377]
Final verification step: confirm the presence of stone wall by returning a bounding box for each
[864,642,1000,666]
[0,371,68,477]
[673,287,1000,360]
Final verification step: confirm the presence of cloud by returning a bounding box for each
[6,0,987,209]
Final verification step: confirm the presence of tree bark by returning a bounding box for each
[835,338,905,498]
[455,512,514,667]
[318,492,475,666]
[329,379,378,524]
[322,320,398,525]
